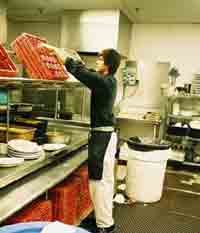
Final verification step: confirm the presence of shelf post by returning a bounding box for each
[6,90,10,143]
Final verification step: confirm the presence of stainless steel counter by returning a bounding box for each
[0,148,88,223]
[0,124,89,223]
[0,129,88,189]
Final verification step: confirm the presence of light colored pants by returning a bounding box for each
[89,132,117,228]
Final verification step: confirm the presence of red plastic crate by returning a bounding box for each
[74,164,93,219]
[5,198,53,224]
[12,34,48,79]
[0,43,17,77]
[48,175,81,225]
[74,164,89,193]
[11,33,69,80]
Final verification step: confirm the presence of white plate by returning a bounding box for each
[0,157,24,167]
[8,139,42,153]
[8,151,43,160]
[42,143,67,151]
[8,148,42,156]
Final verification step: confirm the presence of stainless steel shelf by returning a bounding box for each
[117,114,161,125]
[168,95,200,100]
[38,117,90,129]
[183,161,200,167]
[0,77,83,89]
[185,137,200,142]
[168,114,193,120]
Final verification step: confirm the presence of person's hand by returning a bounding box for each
[38,43,84,64]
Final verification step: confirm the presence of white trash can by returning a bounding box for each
[126,149,170,203]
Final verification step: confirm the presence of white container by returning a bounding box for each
[172,101,180,115]
[126,149,170,203]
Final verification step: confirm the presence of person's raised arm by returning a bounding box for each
[65,58,110,91]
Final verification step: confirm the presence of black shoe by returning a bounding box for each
[97,224,116,233]
[81,217,97,227]
[80,217,97,233]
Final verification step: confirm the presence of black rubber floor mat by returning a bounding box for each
[157,188,200,218]
[114,204,200,233]
[165,172,200,193]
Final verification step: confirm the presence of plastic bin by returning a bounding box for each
[48,175,81,224]
[0,43,17,77]
[0,222,89,233]
[11,33,69,80]
[73,164,93,219]
[126,148,170,203]
[5,199,52,224]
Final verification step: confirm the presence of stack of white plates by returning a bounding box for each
[192,74,200,95]
[0,157,24,167]
[8,139,43,160]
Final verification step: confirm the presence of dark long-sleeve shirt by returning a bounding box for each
[65,58,117,128]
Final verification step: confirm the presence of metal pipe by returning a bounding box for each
[81,87,86,120]
[6,90,10,143]
[54,88,59,119]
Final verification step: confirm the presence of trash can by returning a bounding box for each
[0,221,90,233]
[126,139,170,203]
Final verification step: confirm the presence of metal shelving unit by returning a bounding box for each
[168,94,200,101]
[0,77,86,142]
[168,114,193,121]
[0,77,83,89]
[164,94,200,165]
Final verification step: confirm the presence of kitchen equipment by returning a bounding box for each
[60,112,73,120]
[47,132,71,144]
[0,89,8,105]
[15,118,48,137]
[167,124,188,137]
[184,83,191,93]
[0,124,36,142]
[188,121,200,138]
[172,101,180,115]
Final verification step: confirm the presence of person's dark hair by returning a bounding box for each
[100,49,121,75]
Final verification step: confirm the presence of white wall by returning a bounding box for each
[119,23,200,138]
[118,23,200,113]
[7,21,61,46]
[129,24,200,85]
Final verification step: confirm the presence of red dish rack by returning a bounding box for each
[0,43,17,77]
[74,164,93,220]
[11,33,69,80]
[48,175,81,225]
[5,198,53,224]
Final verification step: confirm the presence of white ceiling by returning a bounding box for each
[7,0,200,24]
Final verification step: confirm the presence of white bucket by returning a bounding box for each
[126,149,170,203]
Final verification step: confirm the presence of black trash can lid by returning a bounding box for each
[127,137,170,152]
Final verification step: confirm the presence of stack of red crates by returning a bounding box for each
[11,33,69,80]
[0,43,17,77]
[5,198,53,224]
[74,164,93,220]
[48,175,81,225]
